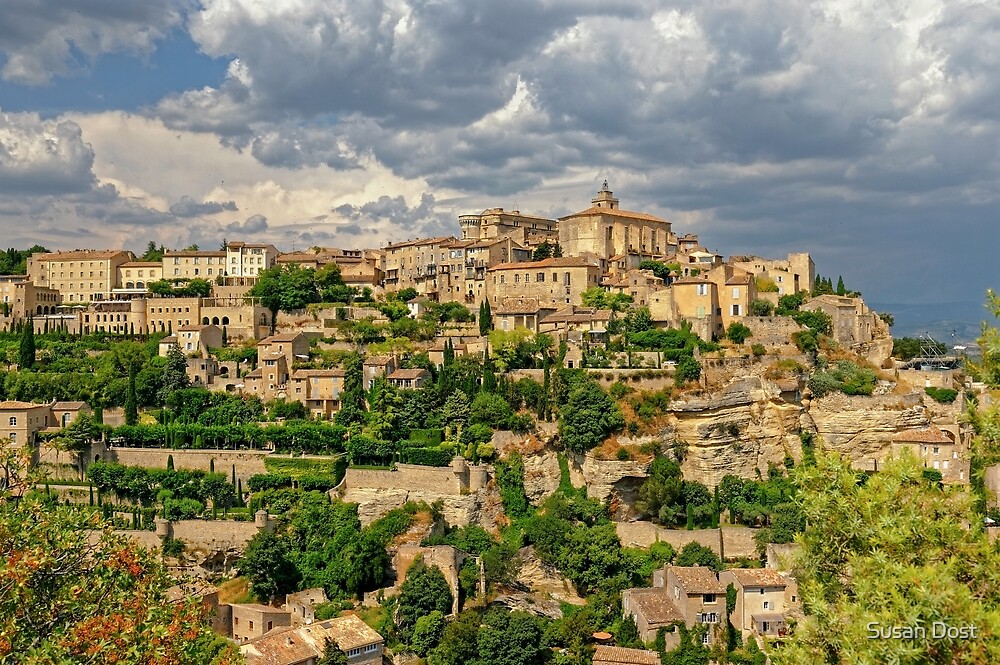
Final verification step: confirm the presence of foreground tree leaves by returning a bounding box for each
[0,454,240,665]
[773,452,1000,665]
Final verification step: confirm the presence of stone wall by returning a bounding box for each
[614,522,759,560]
[109,519,261,553]
[103,447,271,483]
[741,316,803,348]
[341,464,464,495]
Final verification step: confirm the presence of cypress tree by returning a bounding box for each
[210,458,215,473]
[124,367,139,426]
[18,315,35,369]
[836,276,846,296]
[232,464,236,485]
[222,325,228,346]
[478,300,492,336]
[167,455,174,471]
[89,484,95,507]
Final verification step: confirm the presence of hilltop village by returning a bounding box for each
[0,184,987,664]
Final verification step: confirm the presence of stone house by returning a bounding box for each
[728,253,814,296]
[493,297,558,334]
[801,294,887,348]
[487,256,603,309]
[50,401,91,429]
[0,400,55,453]
[176,324,223,357]
[661,566,726,645]
[288,369,346,419]
[285,588,328,627]
[382,236,459,298]
[231,603,292,643]
[226,242,279,281]
[386,368,431,390]
[363,356,396,391]
[891,426,969,484]
[27,249,135,304]
[0,275,60,320]
[162,250,226,281]
[258,332,311,368]
[240,614,383,665]
[719,568,790,637]
[114,261,163,297]
[602,269,665,306]
[621,586,685,645]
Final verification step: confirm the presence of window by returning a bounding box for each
[732,304,741,315]
[248,621,253,631]
[267,621,273,631]
[552,273,558,282]
[703,594,716,604]
[9,433,15,442]
[732,287,740,298]
[8,417,15,426]
[701,633,709,645]
[537,272,545,282]
[763,601,771,610]
[760,588,765,595]
[348,648,362,657]
[365,644,378,653]
[234,618,239,626]
[933,446,939,455]
[697,284,707,296]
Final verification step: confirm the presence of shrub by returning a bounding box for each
[808,361,877,397]
[751,344,766,357]
[749,299,775,316]
[616,447,631,461]
[924,387,958,403]
[726,322,752,345]
[675,356,702,386]
[405,448,453,467]
[247,473,293,493]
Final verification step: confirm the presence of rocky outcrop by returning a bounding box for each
[516,546,586,606]
[522,450,562,505]
[805,392,930,467]
[342,488,482,527]
[668,377,803,488]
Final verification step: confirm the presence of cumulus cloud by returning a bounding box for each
[0,0,185,85]
[169,195,238,217]
[0,111,99,194]
[224,213,268,234]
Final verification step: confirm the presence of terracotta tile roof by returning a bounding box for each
[0,400,48,410]
[120,262,162,268]
[165,580,219,603]
[241,626,318,665]
[388,368,430,380]
[51,401,87,410]
[261,333,307,343]
[726,274,753,285]
[363,355,395,366]
[893,426,953,444]
[560,206,668,223]
[670,566,726,594]
[384,236,456,250]
[163,250,226,257]
[292,369,346,378]
[177,324,214,332]
[488,256,600,271]
[625,587,684,625]
[723,568,788,588]
[593,645,660,665]
[35,250,132,261]
[672,277,712,286]
[311,614,383,651]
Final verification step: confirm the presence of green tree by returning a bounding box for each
[532,242,554,261]
[774,451,1000,664]
[428,610,480,665]
[479,299,492,336]
[675,542,722,572]
[836,275,846,295]
[249,264,321,333]
[316,638,349,665]
[412,610,446,656]
[749,298,774,316]
[726,322,752,344]
[477,611,544,665]
[674,355,701,387]
[559,380,624,453]
[636,457,684,525]
[442,390,471,429]
[397,558,454,640]
[159,343,190,404]
[0,455,239,664]
[18,316,35,370]
[237,530,300,602]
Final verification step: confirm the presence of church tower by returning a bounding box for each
[591,179,620,209]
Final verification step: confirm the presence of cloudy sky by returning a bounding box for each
[0,0,997,312]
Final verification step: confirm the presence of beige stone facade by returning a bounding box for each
[0,400,54,452]
[802,294,888,348]
[226,242,279,280]
[382,236,459,298]
[162,250,226,281]
[729,252,814,296]
[27,250,135,303]
[719,568,790,637]
[231,603,292,644]
[288,369,346,419]
[0,275,60,319]
[175,324,223,357]
[558,183,676,261]
[459,207,559,247]
[603,269,665,306]
[488,256,602,309]
[258,332,311,368]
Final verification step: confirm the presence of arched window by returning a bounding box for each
[126,282,134,289]
[222,316,230,325]
[136,281,145,289]
[212,317,220,325]
[202,317,210,325]
[36,305,42,315]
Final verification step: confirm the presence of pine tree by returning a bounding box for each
[19,316,35,370]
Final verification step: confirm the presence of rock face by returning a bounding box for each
[342,488,483,527]
[516,546,586,606]
[668,377,803,488]
[805,392,929,467]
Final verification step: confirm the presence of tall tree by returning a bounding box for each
[18,316,35,370]
[836,275,846,296]
[249,264,321,333]
[159,343,190,405]
[316,639,349,665]
[479,299,492,337]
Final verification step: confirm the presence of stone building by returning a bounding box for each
[0,400,55,453]
[258,332,311,368]
[162,250,226,281]
[288,369,346,419]
[891,425,969,484]
[231,603,292,643]
[622,565,726,647]
[719,568,790,638]
[0,275,60,320]
[459,206,559,247]
[728,253,814,296]
[175,324,223,357]
[27,249,135,304]
[493,297,558,333]
[487,256,602,309]
[593,646,660,665]
[801,294,889,349]
[240,614,383,665]
[558,182,676,261]
[285,588,328,627]
[113,261,163,298]
[602,269,665,306]
[382,236,458,298]
[226,242,279,281]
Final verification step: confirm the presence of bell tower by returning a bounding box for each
[591,179,619,209]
